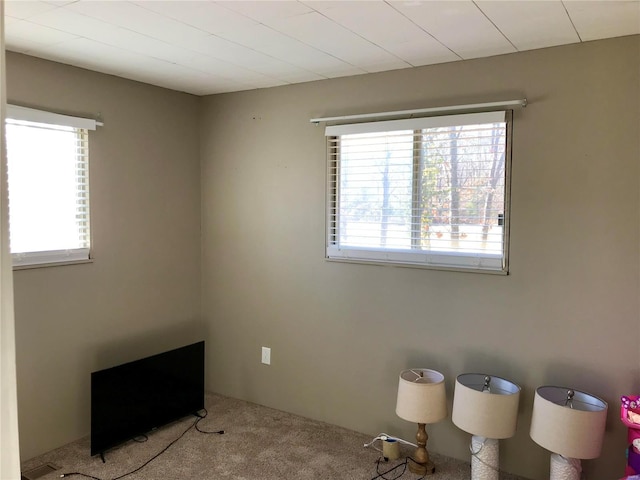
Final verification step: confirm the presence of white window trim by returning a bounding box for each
[5,105,99,269]
[12,249,92,270]
[6,105,98,131]
[325,109,513,274]
[325,111,506,136]
[326,245,503,271]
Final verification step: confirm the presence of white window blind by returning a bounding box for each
[326,110,512,273]
[5,106,95,267]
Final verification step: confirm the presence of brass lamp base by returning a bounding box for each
[410,423,436,475]
[409,458,436,475]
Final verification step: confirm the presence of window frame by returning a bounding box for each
[325,109,513,274]
[5,105,97,269]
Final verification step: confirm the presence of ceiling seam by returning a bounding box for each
[561,1,583,42]
[383,0,463,62]
[304,5,412,71]
[472,1,518,52]
[234,18,367,77]
[12,16,246,91]
[187,2,367,80]
[127,2,311,85]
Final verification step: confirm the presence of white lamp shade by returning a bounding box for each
[452,373,521,439]
[396,369,447,424]
[530,386,608,459]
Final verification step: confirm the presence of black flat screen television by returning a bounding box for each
[91,341,205,456]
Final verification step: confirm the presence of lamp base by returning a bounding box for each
[410,423,436,475]
[409,458,436,476]
[471,436,498,480]
[550,453,581,480]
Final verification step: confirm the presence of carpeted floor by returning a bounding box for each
[21,393,529,480]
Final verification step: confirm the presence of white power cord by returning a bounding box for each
[363,433,417,454]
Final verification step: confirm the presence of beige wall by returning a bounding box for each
[6,53,204,460]
[200,36,640,479]
[7,36,639,479]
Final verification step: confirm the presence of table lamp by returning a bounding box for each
[530,386,608,480]
[395,369,447,475]
[452,374,521,480]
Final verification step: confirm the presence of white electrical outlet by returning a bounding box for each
[261,347,271,365]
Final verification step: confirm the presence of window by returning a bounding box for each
[326,110,512,273]
[5,105,97,267]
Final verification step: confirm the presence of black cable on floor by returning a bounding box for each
[194,408,225,435]
[370,457,427,480]
[60,410,224,480]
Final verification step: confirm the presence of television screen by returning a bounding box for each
[91,341,204,456]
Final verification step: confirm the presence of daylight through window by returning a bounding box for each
[5,106,95,267]
[326,110,512,273]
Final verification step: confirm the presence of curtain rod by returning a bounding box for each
[309,99,527,124]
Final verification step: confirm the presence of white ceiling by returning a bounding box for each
[5,0,640,96]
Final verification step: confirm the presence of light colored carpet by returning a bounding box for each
[21,393,529,480]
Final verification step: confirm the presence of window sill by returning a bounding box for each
[13,258,94,271]
[325,257,508,275]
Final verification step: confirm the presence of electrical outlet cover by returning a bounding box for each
[262,347,271,365]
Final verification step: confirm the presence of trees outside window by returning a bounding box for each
[326,110,511,273]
